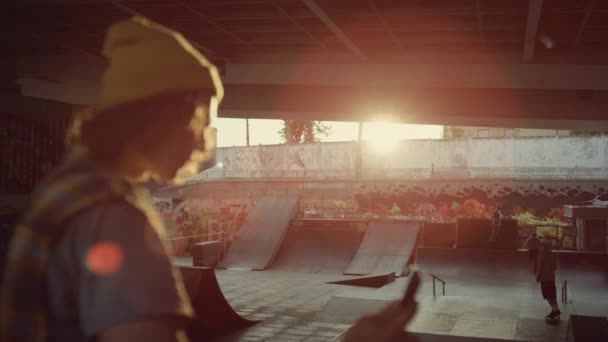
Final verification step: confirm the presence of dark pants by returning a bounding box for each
[528,249,538,260]
[541,281,557,300]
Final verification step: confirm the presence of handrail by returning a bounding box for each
[167,232,224,241]
[431,274,446,297]
[562,280,569,304]
[187,165,608,181]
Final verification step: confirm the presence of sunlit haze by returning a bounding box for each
[212,118,442,147]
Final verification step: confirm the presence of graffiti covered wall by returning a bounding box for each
[351,179,608,223]
[170,136,608,225]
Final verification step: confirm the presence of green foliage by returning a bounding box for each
[571,130,608,136]
[279,120,331,144]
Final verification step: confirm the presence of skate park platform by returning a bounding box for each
[177,266,579,342]
[271,218,365,274]
[175,219,607,341]
[174,244,608,342]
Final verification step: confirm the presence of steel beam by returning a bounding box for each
[523,0,544,62]
[108,0,227,61]
[270,1,325,48]
[174,0,249,47]
[16,72,608,130]
[219,84,608,130]
[575,0,597,44]
[475,0,485,44]
[223,63,608,90]
[368,0,404,49]
[301,0,367,60]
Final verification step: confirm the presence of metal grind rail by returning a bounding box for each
[167,232,224,241]
[562,280,570,304]
[431,274,446,297]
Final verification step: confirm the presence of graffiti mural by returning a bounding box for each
[353,179,604,224]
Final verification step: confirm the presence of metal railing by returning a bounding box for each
[431,274,446,297]
[167,232,225,241]
[562,280,569,304]
[188,166,608,182]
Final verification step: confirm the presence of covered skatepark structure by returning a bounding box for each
[3,1,608,341]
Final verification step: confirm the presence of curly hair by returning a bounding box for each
[67,90,214,166]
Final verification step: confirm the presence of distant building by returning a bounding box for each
[443,127,572,139]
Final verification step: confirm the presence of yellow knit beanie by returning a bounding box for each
[99,16,223,111]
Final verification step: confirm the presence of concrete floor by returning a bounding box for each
[174,257,577,342]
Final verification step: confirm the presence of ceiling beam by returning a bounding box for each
[173,0,250,47]
[368,0,404,50]
[220,85,608,130]
[474,0,485,44]
[223,63,608,90]
[108,0,227,61]
[18,29,104,64]
[269,1,326,48]
[575,0,597,44]
[523,0,544,62]
[301,0,367,60]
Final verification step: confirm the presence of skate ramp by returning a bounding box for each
[272,224,364,273]
[415,247,537,298]
[217,196,297,270]
[344,222,420,276]
[456,219,491,249]
[179,267,259,340]
[422,223,456,248]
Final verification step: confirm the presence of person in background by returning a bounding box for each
[488,203,503,248]
[1,16,419,342]
[536,239,560,320]
[525,233,541,272]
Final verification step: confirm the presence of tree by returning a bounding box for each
[279,120,331,144]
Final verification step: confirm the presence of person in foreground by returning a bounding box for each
[536,239,560,320]
[0,17,417,342]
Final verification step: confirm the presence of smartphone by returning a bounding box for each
[401,271,420,306]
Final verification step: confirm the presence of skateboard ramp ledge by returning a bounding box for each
[179,267,259,340]
[272,223,364,273]
[568,315,608,342]
[327,272,396,288]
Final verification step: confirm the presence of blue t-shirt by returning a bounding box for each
[47,201,193,341]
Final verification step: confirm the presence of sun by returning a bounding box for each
[363,122,402,152]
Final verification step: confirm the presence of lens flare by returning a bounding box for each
[86,242,123,275]
[364,122,401,152]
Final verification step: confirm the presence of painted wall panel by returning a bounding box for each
[193,137,608,179]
